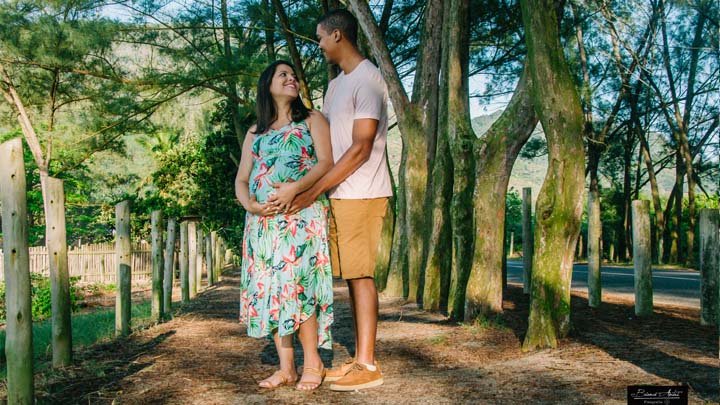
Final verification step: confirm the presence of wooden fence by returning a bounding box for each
[0,242,154,285]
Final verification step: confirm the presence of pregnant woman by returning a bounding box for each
[235,60,333,391]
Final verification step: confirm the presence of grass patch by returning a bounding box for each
[428,334,448,345]
[460,314,507,334]
[0,300,153,377]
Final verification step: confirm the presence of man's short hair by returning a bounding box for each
[318,8,358,47]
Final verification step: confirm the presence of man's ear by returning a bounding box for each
[333,29,341,43]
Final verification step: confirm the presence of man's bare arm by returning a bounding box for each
[288,118,378,213]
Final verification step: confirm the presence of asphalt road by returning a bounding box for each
[506,259,701,308]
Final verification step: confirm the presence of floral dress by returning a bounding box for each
[239,120,333,349]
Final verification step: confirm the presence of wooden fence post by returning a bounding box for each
[151,210,164,321]
[632,200,652,317]
[206,234,214,287]
[588,190,602,308]
[163,218,176,314]
[115,200,131,336]
[196,224,204,290]
[180,221,189,304]
[211,231,218,284]
[699,208,719,326]
[188,221,197,298]
[42,175,72,366]
[522,187,533,294]
[1,138,34,403]
[509,232,514,257]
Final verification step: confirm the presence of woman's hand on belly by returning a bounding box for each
[266,181,300,213]
[247,194,282,217]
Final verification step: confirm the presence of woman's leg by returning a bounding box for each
[296,313,324,390]
[258,330,297,387]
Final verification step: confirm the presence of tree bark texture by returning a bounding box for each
[180,221,190,304]
[699,209,719,326]
[163,218,177,313]
[206,234,214,287]
[520,0,586,351]
[115,200,131,336]
[42,175,72,366]
[522,187,533,294]
[632,200,653,317]
[196,225,204,291]
[151,210,164,322]
[587,189,602,308]
[188,221,197,298]
[1,138,34,403]
[465,64,537,319]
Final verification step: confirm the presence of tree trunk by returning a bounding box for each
[374,193,395,291]
[632,200,653,317]
[465,64,537,319]
[441,0,477,319]
[349,0,443,303]
[151,210,164,322]
[188,221,197,298]
[670,154,683,263]
[271,0,312,107]
[211,231,219,284]
[196,225,204,290]
[42,175,72,366]
[618,134,633,262]
[421,0,452,311]
[587,189,601,307]
[1,138,34,403]
[699,209,719,325]
[163,218,176,314]
[206,234,214,287]
[633,91,664,264]
[522,187,533,294]
[520,0,586,351]
[115,200,131,336]
[180,222,190,304]
[219,0,245,147]
[262,0,275,61]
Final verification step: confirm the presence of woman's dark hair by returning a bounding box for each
[254,60,310,134]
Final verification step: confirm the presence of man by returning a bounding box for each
[287,8,391,392]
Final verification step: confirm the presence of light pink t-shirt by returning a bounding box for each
[323,60,392,199]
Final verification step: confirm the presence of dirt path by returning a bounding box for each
[35,267,717,404]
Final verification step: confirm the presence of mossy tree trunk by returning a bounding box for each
[465,64,537,320]
[350,0,443,303]
[422,0,452,311]
[439,0,476,320]
[520,0,586,351]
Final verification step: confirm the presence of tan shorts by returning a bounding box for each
[329,198,389,280]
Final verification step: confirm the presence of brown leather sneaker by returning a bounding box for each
[329,362,383,391]
[324,357,355,382]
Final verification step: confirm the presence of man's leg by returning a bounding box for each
[347,280,358,357]
[347,277,378,365]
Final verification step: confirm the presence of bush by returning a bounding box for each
[30,274,82,321]
[0,275,82,323]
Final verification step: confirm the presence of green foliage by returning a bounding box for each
[30,275,82,321]
[505,188,523,252]
[0,275,81,324]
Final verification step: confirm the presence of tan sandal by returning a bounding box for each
[258,369,297,389]
[296,364,325,391]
